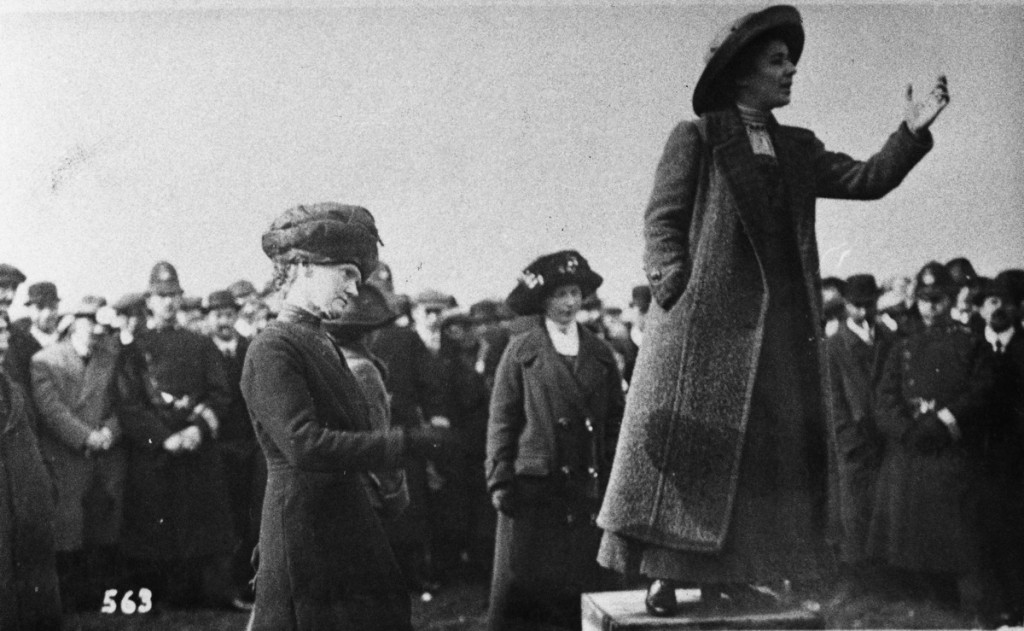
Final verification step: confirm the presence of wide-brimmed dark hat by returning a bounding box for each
[25,281,60,307]
[148,261,184,296]
[693,5,804,116]
[262,202,382,280]
[844,274,882,306]
[323,284,400,333]
[505,250,603,316]
[915,260,956,300]
[0,263,26,287]
[995,269,1024,306]
[206,290,238,313]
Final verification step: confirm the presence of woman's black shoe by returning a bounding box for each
[645,579,678,617]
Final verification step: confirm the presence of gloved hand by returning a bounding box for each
[404,425,451,459]
[905,413,951,454]
[490,485,515,517]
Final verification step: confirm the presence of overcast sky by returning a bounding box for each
[1,2,1022,316]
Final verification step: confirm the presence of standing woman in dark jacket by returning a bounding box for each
[596,5,950,616]
[240,203,449,631]
[486,250,623,631]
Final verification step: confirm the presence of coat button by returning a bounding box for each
[584,419,594,433]
[561,465,573,477]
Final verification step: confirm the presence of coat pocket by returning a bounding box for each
[647,265,690,311]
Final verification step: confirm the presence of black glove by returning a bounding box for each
[905,414,951,454]
[404,425,451,459]
[490,484,515,517]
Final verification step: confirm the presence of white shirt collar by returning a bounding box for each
[545,318,580,356]
[630,324,644,349]
[212,335,239,356]
[30,325,60,349]
[846,318,874,345]
[985,326,1014,352]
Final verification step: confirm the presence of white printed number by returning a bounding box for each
[101,588,153,614]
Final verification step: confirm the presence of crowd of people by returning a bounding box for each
[4,4,1022,630]
[1,249,1022,629]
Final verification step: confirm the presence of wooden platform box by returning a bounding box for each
[582,589,825,630]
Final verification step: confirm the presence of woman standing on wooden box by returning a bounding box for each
[596,4,949,616]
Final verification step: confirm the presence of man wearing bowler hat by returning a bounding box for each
[205,289,262,610]
[823,274,894,600]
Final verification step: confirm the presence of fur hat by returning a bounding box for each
[262,203,382,280]
[505,250,603,316]
[693,5,804,116]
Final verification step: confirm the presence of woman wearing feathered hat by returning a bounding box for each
[240,203,450,631]
[596,5,949,616]
[485,250,624,630]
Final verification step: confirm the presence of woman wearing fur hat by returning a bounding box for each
[240,203,450,631]
[596,5,949,616]
[486,250,624,631]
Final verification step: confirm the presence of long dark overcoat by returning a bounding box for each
[823,323,894,564]
[486,320,623,631]
[31,339,127,552]
[118,330,235,561]
[598,109,933,555]
[0,371,61,630]
[241,313,411,631]
[867,320,991,573]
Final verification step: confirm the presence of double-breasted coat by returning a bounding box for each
[241,311,411,631]
[823,323,895,564]
[867,320,991,573]
[0,371,61,630]
[486,319,623,631]
[597,109,934,568]
[31,338,127,552]
[118,328,235,561]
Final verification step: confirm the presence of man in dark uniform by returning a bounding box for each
[119,261,236,608]
[205,289,264,609]
[823,274,894,599]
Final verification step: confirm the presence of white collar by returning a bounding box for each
[985,326,1014,352]
[846,318,874,345]
[630,324,644,349]
[212,335,239,355]
[30,325,60,348]
[545,318,580,356]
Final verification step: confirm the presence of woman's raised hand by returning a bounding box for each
[904,74,950,134]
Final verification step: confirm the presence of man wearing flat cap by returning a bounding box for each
[31,296,127,611]
[118,261,236,609]
[241,202,450,630]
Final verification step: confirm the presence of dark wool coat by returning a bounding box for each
[486,320,623,631]
[241,314,411,631]
[2,321,40,396]
[31,339,127,552]
[867,321,991,573]
[598,109,933,554]
[823,323,895,564]
[370,325,443,545]
[0,372,61,630]
[118,330,236,561]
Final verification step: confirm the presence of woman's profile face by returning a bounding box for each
[735,39,796,111]
[543,284,583,327]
